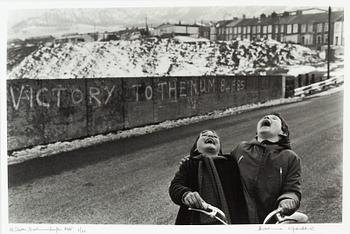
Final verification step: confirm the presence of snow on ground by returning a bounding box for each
[287,65,318,76]
[7,84,343,165]
[8,37,323,79]
[287,51,344,77]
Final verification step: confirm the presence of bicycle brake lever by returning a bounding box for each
[206,204,226,219]
[188,205,228,225]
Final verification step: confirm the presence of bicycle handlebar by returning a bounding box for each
[188,206,308,225]
[263,209,308,224]
[188,204,228,225]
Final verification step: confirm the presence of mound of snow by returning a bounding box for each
[8,38,323,79]
[287,65,317,76]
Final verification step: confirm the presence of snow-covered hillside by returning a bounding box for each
[8,37,323,79]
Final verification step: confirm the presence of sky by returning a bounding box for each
[5,0,343,27]
[4,0,345,40]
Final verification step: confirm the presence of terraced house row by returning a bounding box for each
[212,9,344,49]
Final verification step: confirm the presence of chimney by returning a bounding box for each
[282,11,290,17]
[242,14,246,19]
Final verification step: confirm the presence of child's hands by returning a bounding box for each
[182,191,207,210]
[278,198,299,216]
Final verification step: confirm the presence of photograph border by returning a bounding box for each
[1,0,349,233]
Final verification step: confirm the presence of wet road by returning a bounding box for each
[8,91,343,224]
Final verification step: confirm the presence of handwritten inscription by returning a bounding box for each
[9,85,115,110]
[132,78,246,102]
[288,226,315,232]
[10,225,86,233]
[258,225,315,232]
[8,77,249,109]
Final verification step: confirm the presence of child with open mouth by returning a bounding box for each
[169,130,249,225]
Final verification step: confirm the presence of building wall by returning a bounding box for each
[154,25,174,37]
[7,76,283,151]
[333,21,344,46]
[213,12,344,49]
[210,26,217,40]
[174,25,199,37]
[284,34,299,43]
[300,34,314,45]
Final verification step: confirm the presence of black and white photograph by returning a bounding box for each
[0,0,348,233]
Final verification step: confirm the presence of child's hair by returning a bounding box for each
[270,112,290,144]
[189,130,223,157]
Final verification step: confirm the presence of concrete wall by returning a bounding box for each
[7,76,283,151]
[295,71,326,88]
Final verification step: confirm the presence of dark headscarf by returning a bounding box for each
[190,130,223,157]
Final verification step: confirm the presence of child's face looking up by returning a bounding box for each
[257,114,284,140]
[196,130,221,155]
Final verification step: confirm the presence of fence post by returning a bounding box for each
[282,75,286,98]
[121,78,127,128]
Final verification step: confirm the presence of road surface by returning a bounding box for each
[8,90,343,224]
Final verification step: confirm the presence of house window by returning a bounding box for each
[335,22,340,31]
[233,27,237,34]
[324,35,328,44]
[257,26,261,33]
[308,24,313,32]
[268,25,272,33]
[252,26,256,33]
[324,22,328,32]
[335,36,338,45]
[243,26,246,34]
[317,36,321,44]
[280,25,284,33]
[274,25,278,33]
[302,36,305,45]
[317,23,323,33]
[247,26,251,33]
[287,24,292,34]
[292,24,298,33]
[301,24,307,33]
[263,25,267,33]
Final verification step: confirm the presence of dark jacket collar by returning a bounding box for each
[249,138,291,150]
[191,153,228,160]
